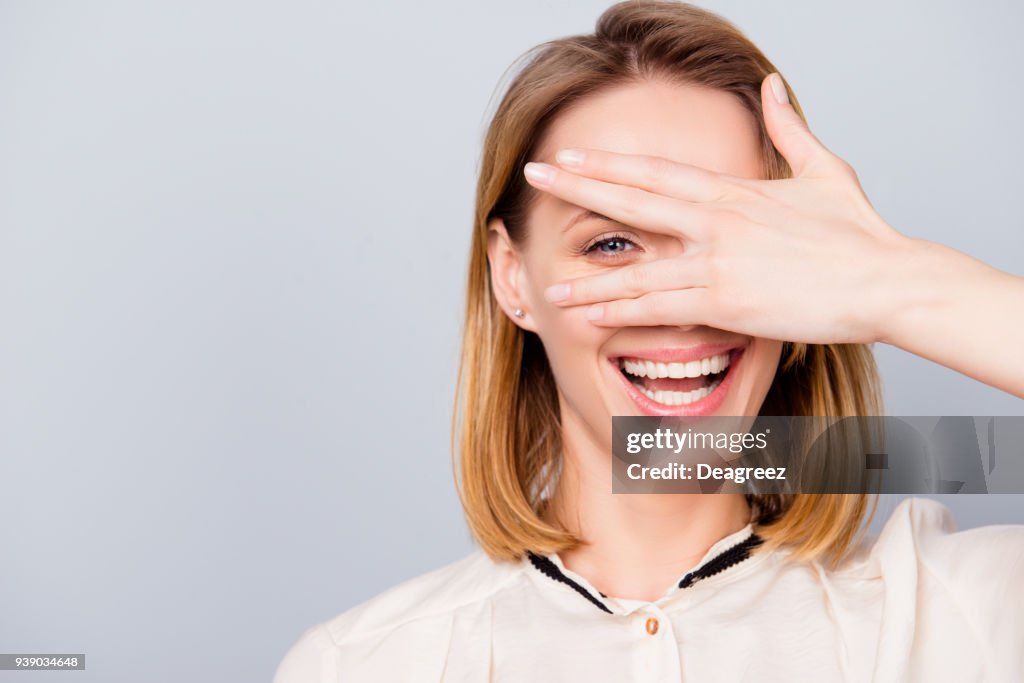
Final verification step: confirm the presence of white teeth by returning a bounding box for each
[620,352,731,379]
[637,379,723,406]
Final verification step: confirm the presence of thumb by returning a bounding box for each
[761,72,833,178]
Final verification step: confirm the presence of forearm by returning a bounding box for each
[875,236,1024,399]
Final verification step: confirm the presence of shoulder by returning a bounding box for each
[866,496,1024,576]
[319,548,527,643]
[272,549,527,683]
[842,497,1024,675]
[787,498,1024,678]
[841,496,1024,621]
[272,622,337,683]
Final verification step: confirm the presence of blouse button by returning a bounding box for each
[645,617,659,636]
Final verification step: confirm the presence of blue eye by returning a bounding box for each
[586,235,638,257]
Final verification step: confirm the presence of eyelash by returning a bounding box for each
[578,231,642,259]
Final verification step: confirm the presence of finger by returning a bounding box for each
[583,289,713,328]
[761,72,836,178]
[551,147,742,203]
[544,257,709,306]
[523,162,711,242]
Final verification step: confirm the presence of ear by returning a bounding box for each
[486,217,537,332]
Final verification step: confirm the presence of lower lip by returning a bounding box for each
[610,347,746,417]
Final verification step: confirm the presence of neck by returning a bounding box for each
[542,417,753,602]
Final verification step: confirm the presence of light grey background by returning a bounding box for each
[1,1,1021,681]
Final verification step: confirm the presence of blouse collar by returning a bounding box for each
[526,523,765,616]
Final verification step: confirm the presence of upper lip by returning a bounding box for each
[609,342,746,364]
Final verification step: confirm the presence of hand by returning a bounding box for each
[523,72,918,345]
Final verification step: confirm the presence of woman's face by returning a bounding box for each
[489,78,783,448]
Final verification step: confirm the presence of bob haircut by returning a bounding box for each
[453,0,882,569]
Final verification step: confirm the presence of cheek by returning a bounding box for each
[538,310,618,425]
[522,259,611,354]
[519,251,618,394]
[530,298,611,363]
[526,297,620,410]
[738,340,784,408]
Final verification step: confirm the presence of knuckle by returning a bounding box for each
[709,207,745,231]
[617,191,643,224]
[644,292,671,319]
[687,209,716,240]
[705,254,725,295]
[644,157,672,189]
[624,265,648,292]
[710,179,734,204]
[729,177,772,202]
[733,294,758,322]
[840,157,858,178]
[829,160,868,199]
[600,300,625,325]
[827,155,858,183]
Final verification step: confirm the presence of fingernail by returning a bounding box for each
[544,283,570,303]
[585,304,604,321]
[524,162,555,185]
[555,148,585,168]
[769,72,789,105]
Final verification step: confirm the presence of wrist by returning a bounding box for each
[848,229,915,346]
[872,236,976,350]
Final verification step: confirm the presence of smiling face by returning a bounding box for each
[487,76,783,451]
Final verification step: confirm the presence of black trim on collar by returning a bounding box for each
[526,532,764,614]
[677,533,764,589]
[527,552,613,614]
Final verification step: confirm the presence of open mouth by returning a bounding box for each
[610,346,745,415]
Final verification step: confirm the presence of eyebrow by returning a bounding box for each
[561,208,616,234]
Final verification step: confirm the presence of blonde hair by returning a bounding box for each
[453,0,883,569]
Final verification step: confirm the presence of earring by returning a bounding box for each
[513,308,525,318]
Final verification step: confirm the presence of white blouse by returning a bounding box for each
[273,498,1024,681]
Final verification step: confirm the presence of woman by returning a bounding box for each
[274,2,1024,680]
